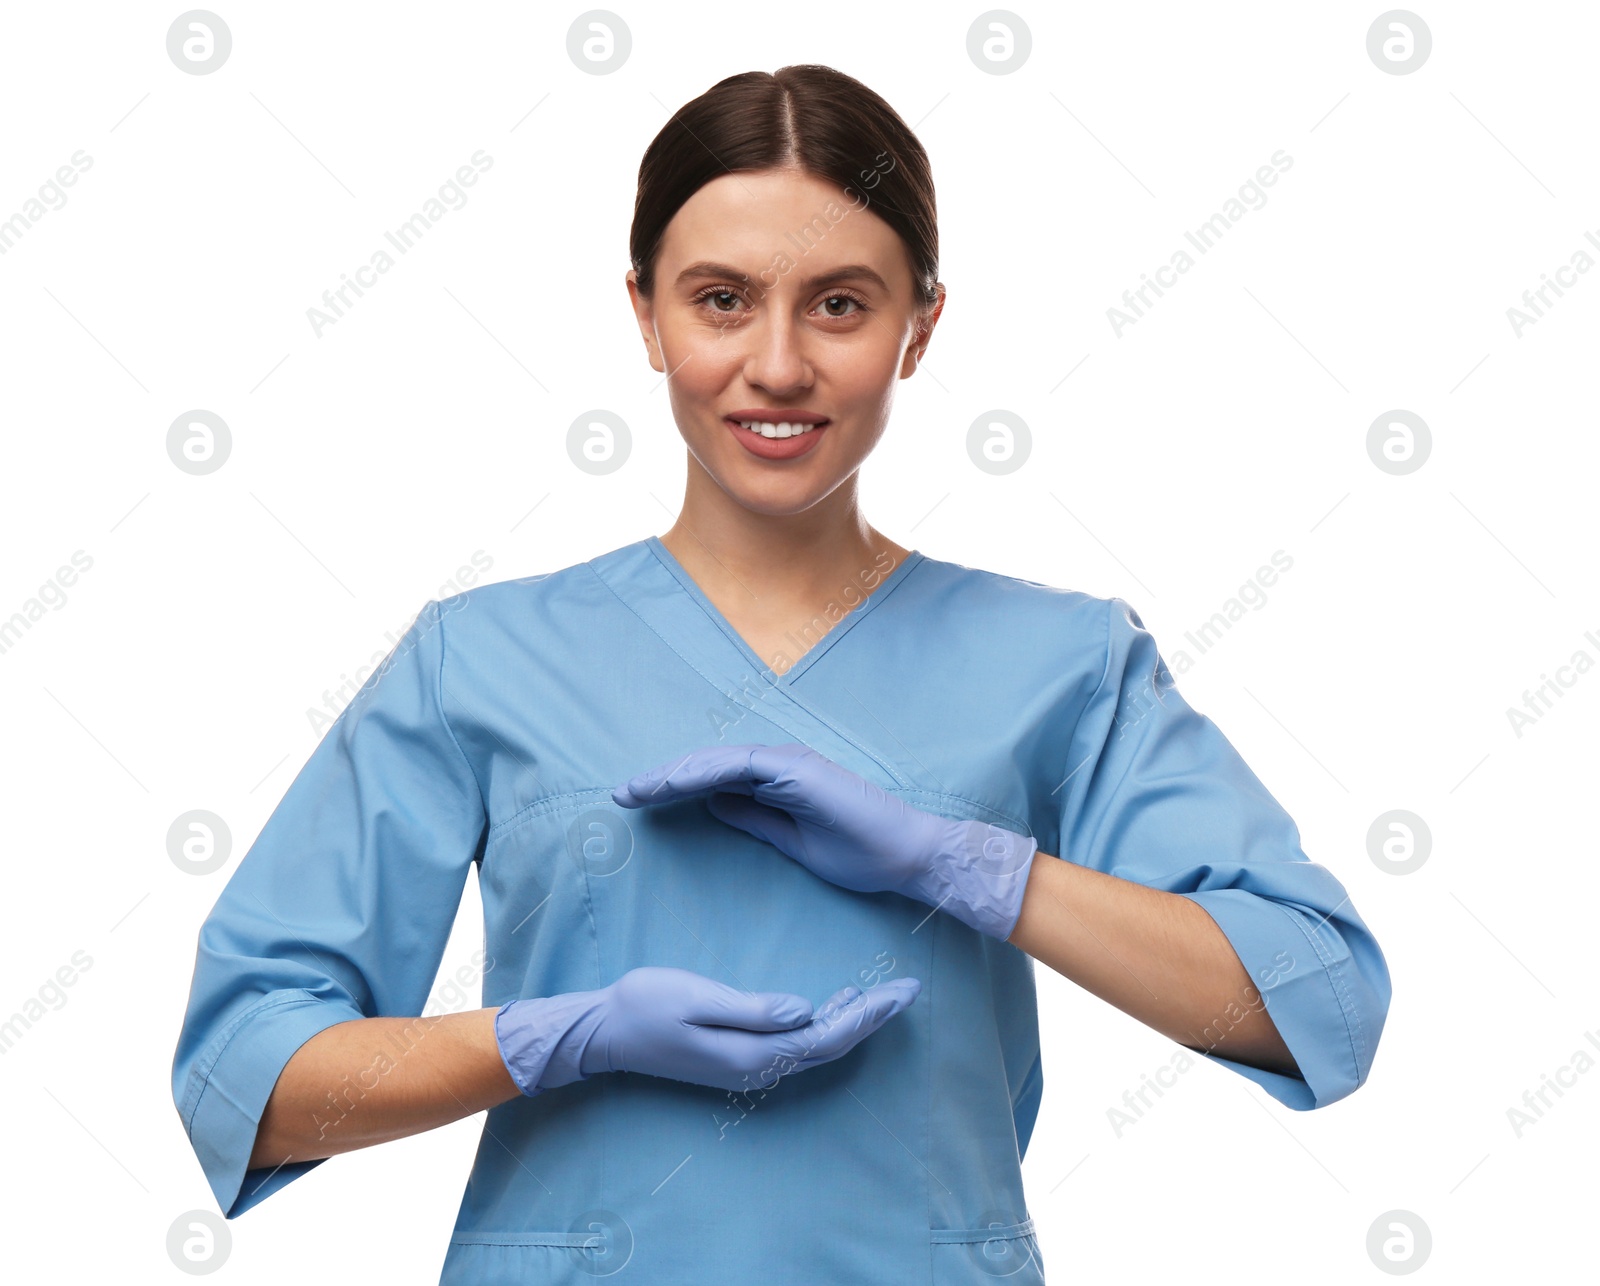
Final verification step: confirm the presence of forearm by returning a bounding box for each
[1007,852,1300,1078]
[248,1007,520,1171]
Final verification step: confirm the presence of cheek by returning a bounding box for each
[660,318,743,392]
[831,340,904,402]
[661,345,740,435]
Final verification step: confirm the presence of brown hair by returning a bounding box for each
[629,65,939,315]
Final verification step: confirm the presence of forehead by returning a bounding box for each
[656,168,909,289]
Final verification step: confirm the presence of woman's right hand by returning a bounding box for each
[495,966,921,1096]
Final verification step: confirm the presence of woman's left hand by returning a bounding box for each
[612,743,1038,941]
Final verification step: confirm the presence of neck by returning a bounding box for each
[659,479,909,606]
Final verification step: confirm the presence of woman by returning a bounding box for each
[172,64,1391,1284]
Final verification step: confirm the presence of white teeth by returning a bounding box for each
[737,420,816,438]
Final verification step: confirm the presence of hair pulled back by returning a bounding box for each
[629,65,939,314]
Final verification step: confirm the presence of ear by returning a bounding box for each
[900,283,946,379]
[624,269,665,374]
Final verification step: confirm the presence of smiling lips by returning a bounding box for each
[723,410,830,460]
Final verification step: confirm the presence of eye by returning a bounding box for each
[687,286,871,322]
[817,291,868,318]
[691,287,745,315]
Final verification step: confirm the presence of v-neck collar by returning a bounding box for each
[643,535,925,686]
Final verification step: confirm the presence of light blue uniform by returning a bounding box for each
[172,536,1391,1283]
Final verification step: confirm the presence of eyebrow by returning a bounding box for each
[673,260,891,294]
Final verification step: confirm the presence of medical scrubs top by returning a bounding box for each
[172,535,1390,1285]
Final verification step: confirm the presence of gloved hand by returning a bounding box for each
[494,965,921,1096]
[612,743,1039,941]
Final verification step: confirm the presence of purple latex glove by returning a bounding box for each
[495,965,922,1096]
[612,743,1039,941]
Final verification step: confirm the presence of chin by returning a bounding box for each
[720,472,835,516]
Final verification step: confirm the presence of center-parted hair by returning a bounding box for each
[629,65,939,313]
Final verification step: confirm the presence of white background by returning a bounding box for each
[2,1,1593,1280]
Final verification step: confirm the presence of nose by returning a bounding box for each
[739,307,812,395]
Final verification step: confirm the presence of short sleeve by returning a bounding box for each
[171,598,489,1217]
[1055,597,1391,1110]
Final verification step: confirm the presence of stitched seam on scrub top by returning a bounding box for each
[1059,600,1126,865]
[1271,898,1365,1092]
[930,1219,1035,1243]
[925,907,937,1277]
[585,559,744,698]
[488,787,617,845]
[181,991,323,1131]
[779,550,928,682]
[434,600,492,835]
[448,1234,598,1247]
[731,555,931,785]
[583,561,909,784]
[481,768,1031,852]
[744,676,914,788]
[1279,897,1366,1079]
[1011,1049,1043,1117]
[898,788,1032,839]
[575,816,609,1211]
[448,1232,600,1247]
